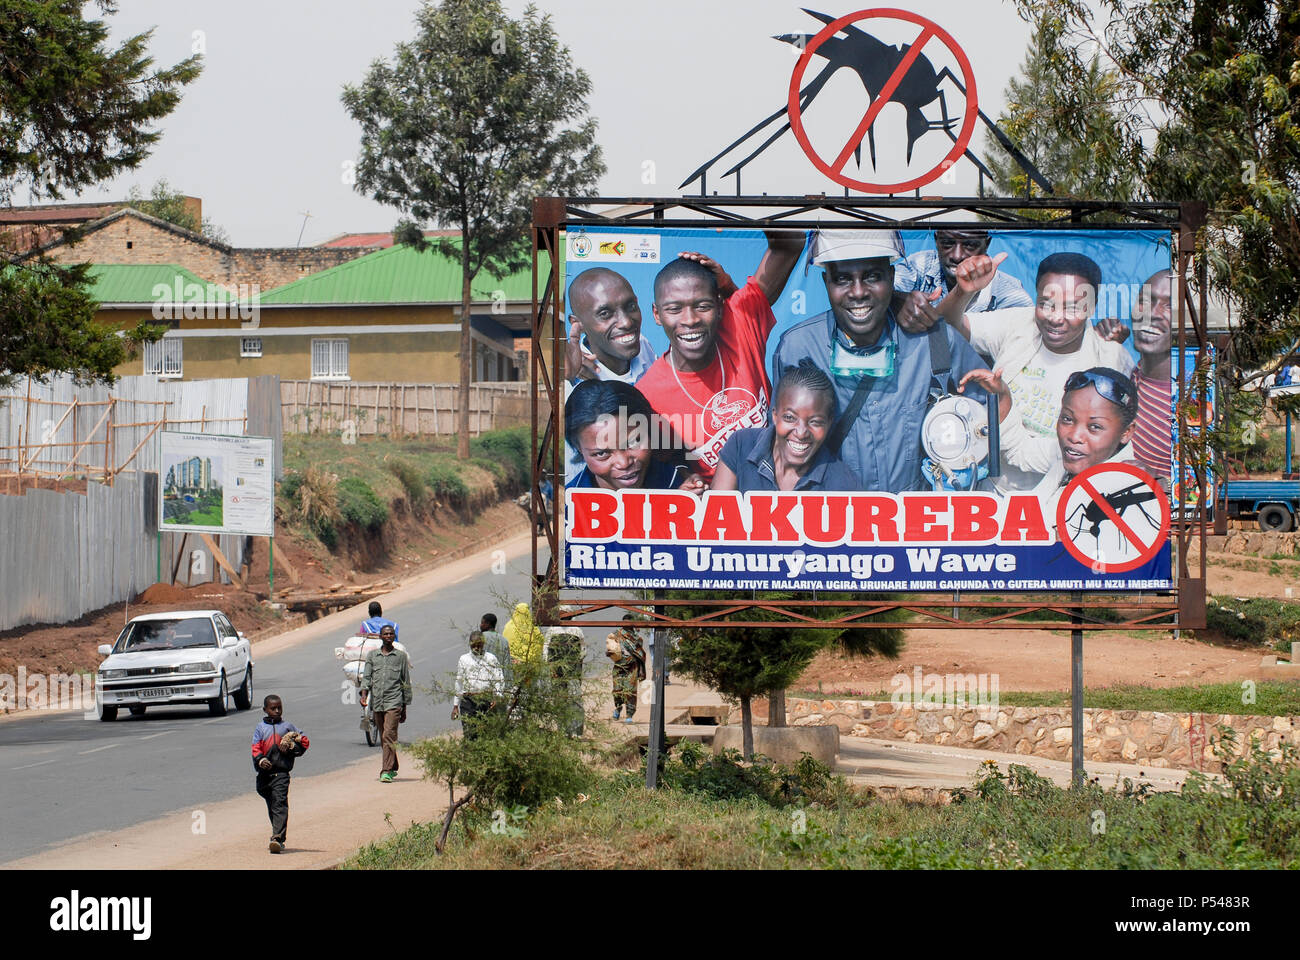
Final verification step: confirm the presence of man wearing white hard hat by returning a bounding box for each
[769,229,989,494]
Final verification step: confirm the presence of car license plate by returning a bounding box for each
[140,687,179,698]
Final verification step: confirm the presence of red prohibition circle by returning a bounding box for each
[787,8,978,194]
[1055,462,1171,574]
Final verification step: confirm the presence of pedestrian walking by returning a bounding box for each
[479,612,514,691]
[504,602,545,683]
[546,615,586,736]
[452,630,504,740]
[359,624,411,782]
[606,615,646,724]
[250,694,310,853]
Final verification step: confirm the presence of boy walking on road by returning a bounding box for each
[360,624,411,783]
[251,694,310,853]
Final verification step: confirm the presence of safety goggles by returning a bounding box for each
[831,337,895,379]
[1065,369,1137,412]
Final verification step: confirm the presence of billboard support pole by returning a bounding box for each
[1070,591,1084,788]
[646,588,667,789]
[269,536,274,600]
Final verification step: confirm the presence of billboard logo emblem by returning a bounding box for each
[571,235,592,259]
[1056,463,1170,574]
[787,8,978,194]
[679,8,1056,197]
[599,240,626,256]
[705,388,759,434]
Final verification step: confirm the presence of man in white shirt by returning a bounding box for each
[936,251,1132,493]
[451,631,505,740]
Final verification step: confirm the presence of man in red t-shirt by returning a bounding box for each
[1128,270,1173,484]
[635,231,804,479]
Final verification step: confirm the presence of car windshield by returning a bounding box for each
[115,617,217,653]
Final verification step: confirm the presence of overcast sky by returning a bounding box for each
[66,1,1036,247]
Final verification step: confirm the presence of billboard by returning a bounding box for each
[561,226,1175,593]
[159,432,275,536]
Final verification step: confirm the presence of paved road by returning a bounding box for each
[0,533,575,865]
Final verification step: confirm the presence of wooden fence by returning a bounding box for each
[280,381,544,438]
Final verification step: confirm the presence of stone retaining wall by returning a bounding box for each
[785,697,1299,772]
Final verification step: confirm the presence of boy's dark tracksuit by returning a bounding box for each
[251,717,310,845]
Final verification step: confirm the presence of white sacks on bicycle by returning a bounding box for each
[336,634,410,686]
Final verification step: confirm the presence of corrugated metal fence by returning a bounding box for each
[0,375,282,630]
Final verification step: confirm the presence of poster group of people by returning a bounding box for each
[563,227,1174,523]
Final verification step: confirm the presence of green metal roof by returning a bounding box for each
[85,263,232,303]
[257,239,558,306]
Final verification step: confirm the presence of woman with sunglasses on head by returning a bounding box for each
[958,365,1140,515]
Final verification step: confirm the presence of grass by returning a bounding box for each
[789,681,1300,716]
[343,737,1300,870]
[165,504,223,527]
[1200,595,1300,651]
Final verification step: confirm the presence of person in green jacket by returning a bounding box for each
[359,624,411,783]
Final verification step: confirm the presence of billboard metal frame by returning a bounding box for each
[530,196,1210,631]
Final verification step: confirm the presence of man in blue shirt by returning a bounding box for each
[771,230,989,494]
[894,229,1033,324]
[360,601,398,640]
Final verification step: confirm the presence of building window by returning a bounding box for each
[143,338,183,378]
[311,338,349,380]
[240,336,263,358]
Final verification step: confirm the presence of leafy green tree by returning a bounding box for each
[342,0,604,459]
[125,179,230,245]
[412,647,590,853]
[1000,1,1300,384]
[669,592,903,760]
[983,18,1142,207]
[1,0,200,386]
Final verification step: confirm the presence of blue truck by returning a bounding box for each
[1221,479,1300,531]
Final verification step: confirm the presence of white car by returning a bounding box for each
[95,610,254,721]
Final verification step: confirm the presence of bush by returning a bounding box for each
[283,466,342,547]
[409,662,593,855]
[470,426,531,489]
[427,461,469,505]
[337,477,388,531]
[1199,595,1300,648]
[386,458,427,510]
[658,741,842,807]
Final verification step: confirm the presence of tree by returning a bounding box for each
[983,18,1142,206]
[999,1,1300,385]
[412,643,589,853]
[342,0,604,459]
[0,1,201,386]
[125,179,230,245]
[669,592,903,760]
